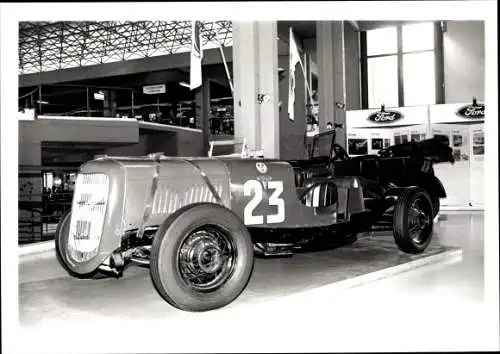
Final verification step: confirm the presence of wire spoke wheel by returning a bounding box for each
[178,225,236,292]
[150,203,254,312]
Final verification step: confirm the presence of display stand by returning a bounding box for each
[345,105,430,157]
[429,101,485,209]
[346,101,485,210]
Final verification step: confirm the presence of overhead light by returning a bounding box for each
[278,67,285,72]
[35,100,49,105]
[179,82,190,88]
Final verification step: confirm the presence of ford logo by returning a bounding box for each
[368,105,403,123]
[456,98,484,119]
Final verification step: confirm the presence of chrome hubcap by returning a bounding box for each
[178,226,235,292]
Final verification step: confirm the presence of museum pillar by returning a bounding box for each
[194,75,211,156]
[103,90,117,118]
[316,21,347,150]
[233,21,280,158]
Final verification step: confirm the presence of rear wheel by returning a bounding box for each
[393,187,434,254]
[430,193,440,218]
[150,203,254,312]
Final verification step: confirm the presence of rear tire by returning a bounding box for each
[430,193,440,218]
[393,187,434,254]
[150,203,254,312]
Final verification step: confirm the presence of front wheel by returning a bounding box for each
[393,187,434,254]
[150,203,254,312]
[55,211,106,279]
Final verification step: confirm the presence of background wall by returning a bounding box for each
[443,21,485,103]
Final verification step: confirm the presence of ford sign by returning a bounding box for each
[368,105,403,123]
[456,98,484,119]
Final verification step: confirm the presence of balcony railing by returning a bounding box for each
[18,84,235,137]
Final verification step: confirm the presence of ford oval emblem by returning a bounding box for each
[456,98,484,119]
[367,105,403,123]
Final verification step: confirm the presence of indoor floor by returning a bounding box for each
[16,211,495,353]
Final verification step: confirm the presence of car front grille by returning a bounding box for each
[67,173,109,263]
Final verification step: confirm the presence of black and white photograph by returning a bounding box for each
[371,137,383,150]
[348,138,368,155]
[473,145,485,156]
[474,131,485,145]
[1,1,498,353]
[453,133,464,147]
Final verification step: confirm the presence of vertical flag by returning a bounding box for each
[288,27,301,121]
[190,21,203,90]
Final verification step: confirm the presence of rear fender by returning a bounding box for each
[418,175,447,198]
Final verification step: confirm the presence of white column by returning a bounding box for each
[232,21,280,158]
[257,21,280,158]
[232,22,260,153]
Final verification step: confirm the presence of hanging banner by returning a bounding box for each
[190,21,203,91]
[288,27,301,121]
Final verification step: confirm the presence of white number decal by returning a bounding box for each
[243,180,285,225]
[243,180,264,225]
[267,181,285,223]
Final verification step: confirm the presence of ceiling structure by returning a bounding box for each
[18,20,413,76]
[18,21,233,75]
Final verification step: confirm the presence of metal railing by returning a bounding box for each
[18,84,236,137]
[19,192,73,244]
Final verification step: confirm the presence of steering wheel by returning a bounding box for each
[331,143,350,161]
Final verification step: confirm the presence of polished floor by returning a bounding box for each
[16,212,497,353]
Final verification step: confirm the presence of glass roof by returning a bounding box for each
[18,21,233,75]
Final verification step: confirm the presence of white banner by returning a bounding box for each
[190,21,203,91]
[288,28,301,121]
[429,100,485,124]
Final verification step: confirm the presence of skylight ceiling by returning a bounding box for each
[19,21,233,75]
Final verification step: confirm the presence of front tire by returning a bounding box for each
[55,211,106,279]
[150,203,254,312]
[393,187,434,254]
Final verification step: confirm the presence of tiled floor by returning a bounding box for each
[15,211,498,353]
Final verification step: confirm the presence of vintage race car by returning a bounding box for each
[55,126,453,312]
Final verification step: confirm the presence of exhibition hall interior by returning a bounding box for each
[4,9,498,353]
